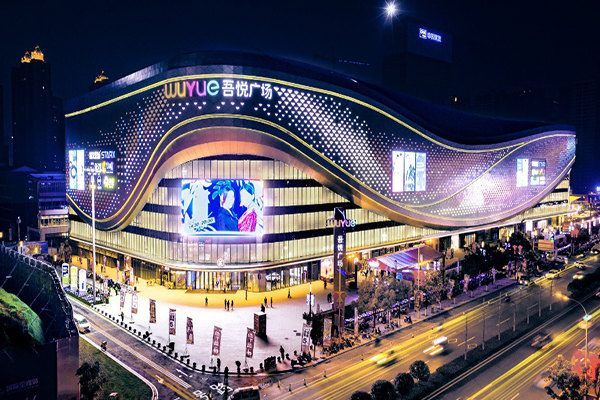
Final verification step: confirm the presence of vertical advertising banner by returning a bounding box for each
[404,151,416,191]
[70,266,78,291]
[447,279,455,300]
[131,291,138,314]
[415,152,427,191]
[463,274,470,293]
[149,299,156,324]
[78,269,87,295]
[392,151,405,193]
[414,290,422,311]
[516,158,529,187]
[103,280,108,296]
[169,309,176,335]
[245,328,256,359]
[333,207,347,304]
[323,318,332,347]
[68,149,85,190]
[212,326,222,356]
[119,289,126,308]
[301,324,311,354]
[186,317,194,345]
[62,264,69,286]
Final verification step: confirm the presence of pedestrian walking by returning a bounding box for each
[271,297,273,308]
[261,304,265,313]
[288,288,291,299]
[231,300,234,310]
[205,297,208,307]
[451,248,454,259]
[264,296,267,307]
[224,299,227,310]
[279,345,285,360]
[227,299,230,311]
[120,311,124,322]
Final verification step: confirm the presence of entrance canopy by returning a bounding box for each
[376,246,443,272]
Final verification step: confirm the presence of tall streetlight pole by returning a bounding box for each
[557,293,589,371]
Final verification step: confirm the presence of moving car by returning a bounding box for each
[74,314,90,333]
[370,348,399,366]
[573,271,586,280]
[574,261,587,270]
[518,275,533,286]
[591,248,600,255]
[228,386,260,400]
[534,368,556,390]
[531,332,552,349]
[423,336,448,356]
[545,269,560,279]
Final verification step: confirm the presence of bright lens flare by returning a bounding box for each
[385,2,397,18]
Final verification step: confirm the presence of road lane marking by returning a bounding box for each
[496,318,510,326]
[458,336,475,346]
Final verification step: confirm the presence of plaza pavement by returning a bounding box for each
[69,248,507,374]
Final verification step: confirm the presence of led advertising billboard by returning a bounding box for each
[181,179,264,236]
[531,159,546,186]
[392,151,426,193]
[516,158,529,187]
[68,149,85,190]
[88,149,117,191]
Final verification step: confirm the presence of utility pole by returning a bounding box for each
[513,303,516,332]
[464,311,468,360]
[538,284,542,317]
[550,280,553,311]
[482,301,487,350]
[498,291,501,341]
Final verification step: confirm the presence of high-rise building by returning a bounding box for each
[11,45,64,171]
[383,20,452,105]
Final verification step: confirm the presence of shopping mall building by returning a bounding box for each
[65,52,576,292]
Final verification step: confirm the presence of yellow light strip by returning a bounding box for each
[67,114,576,229]
[65,73,574,153]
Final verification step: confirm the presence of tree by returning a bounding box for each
[350,391,373,400]
[423,269,444,309]
[370,380,396,400]
[545,355,587,400]
[410,360,431,382]
[393,372,415,396]
[76,361,106,400]
[310,316,323,355]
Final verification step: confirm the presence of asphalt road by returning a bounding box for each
[261,259,590,399]
[433,256,600,400]
[71,299,257,400]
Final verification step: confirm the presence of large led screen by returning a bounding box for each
[181,180,264,236]
[88,149,117,191]
[516,158,529,187]
[68,149,85,190]
[530,159,546,186]
[392,151,426,193]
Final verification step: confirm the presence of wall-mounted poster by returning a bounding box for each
[68,149,85,190]
[392,151,427,193]
[530,159,546,186]
[516,158,529,187]
[392,151,405,193]
[181,180,264,236]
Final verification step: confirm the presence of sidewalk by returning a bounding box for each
[72,256,514,375]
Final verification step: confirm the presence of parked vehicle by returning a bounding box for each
[555,255,568,264]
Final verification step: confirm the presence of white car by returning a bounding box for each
[546,269,560,279]
[74,314,90,333]
[555,256,568,264]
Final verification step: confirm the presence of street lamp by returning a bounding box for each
[556,292,589,371]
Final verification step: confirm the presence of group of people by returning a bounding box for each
[224,299,234,311]
[260,296,273,312]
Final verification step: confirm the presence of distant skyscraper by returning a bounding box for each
[383,20,452,105]
[11,45,64,171]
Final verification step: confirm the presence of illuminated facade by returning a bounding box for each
[65,52,575,291]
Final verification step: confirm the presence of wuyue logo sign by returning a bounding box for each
[164,79,273,100]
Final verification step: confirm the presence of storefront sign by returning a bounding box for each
[419,27,442,43]
[323,318,332,347]
[187,317,194,345]
[212,326,222,356]
[301,324,311,354]
[333,207,347,301]
[119,289,126,308]
[245,328,256,359]
[131,291,138,314]
[169,309,176,335]
[70,266,77,291]
[149,299,156,324]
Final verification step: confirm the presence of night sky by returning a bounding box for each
[2,0,599,188]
